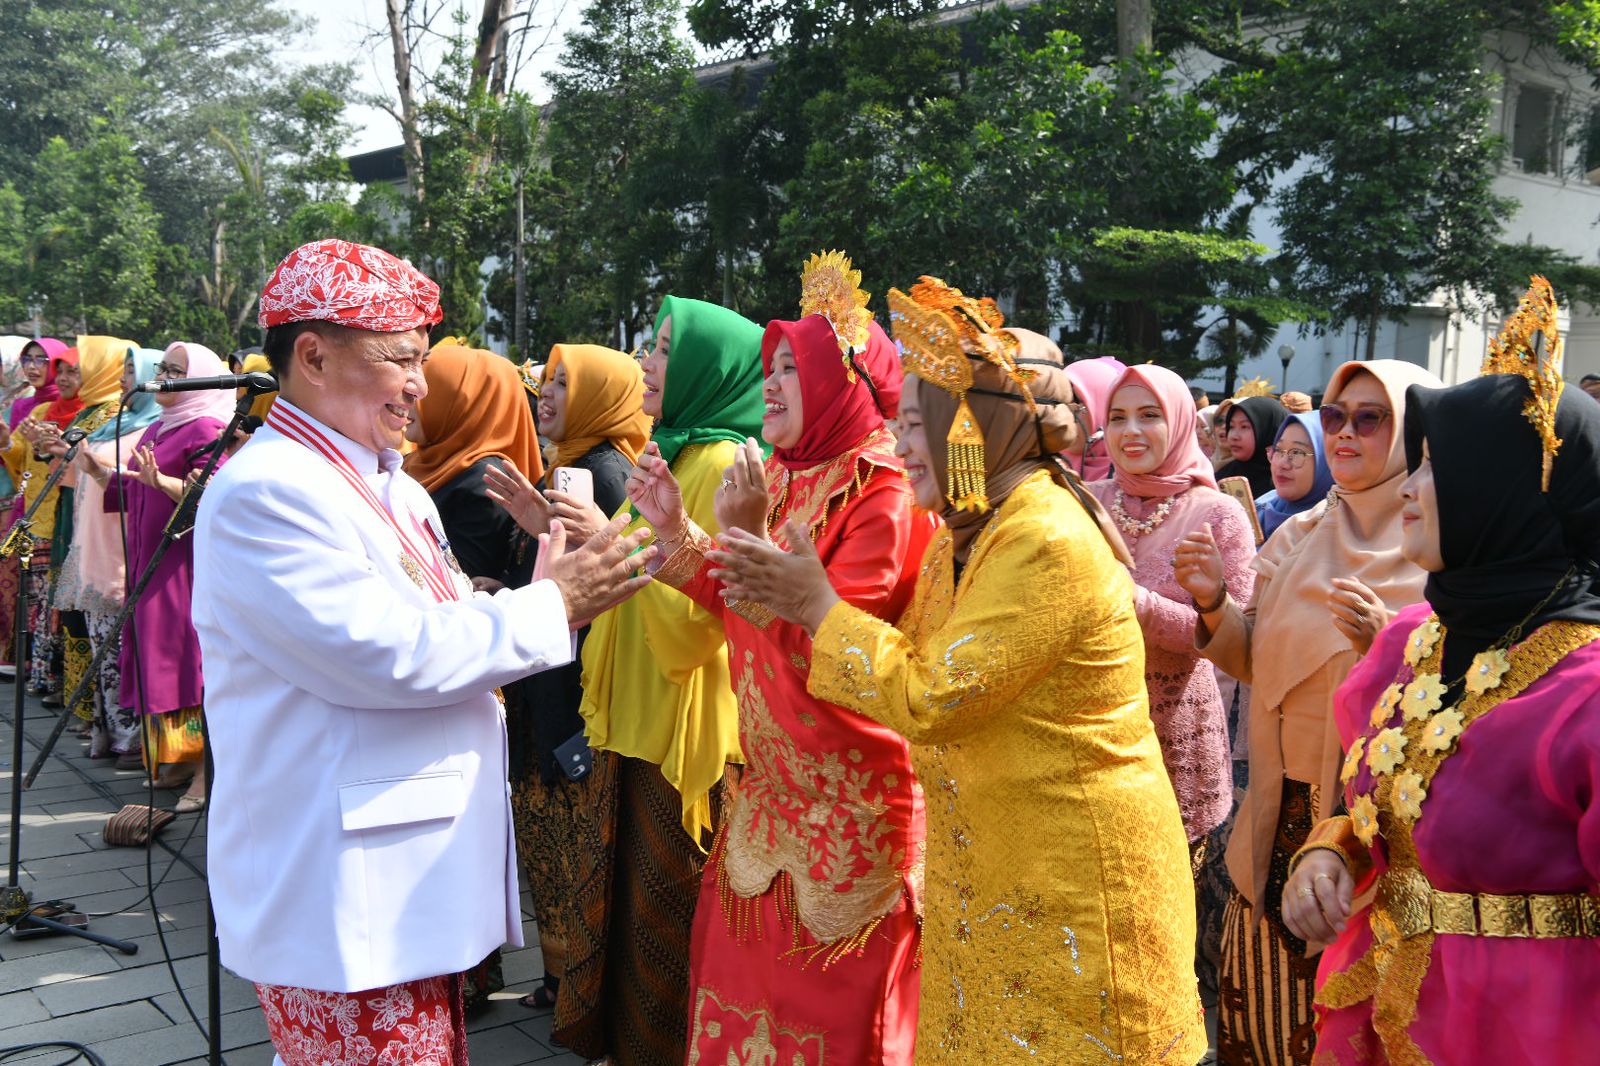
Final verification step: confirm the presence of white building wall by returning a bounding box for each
[1187,31,1594,397]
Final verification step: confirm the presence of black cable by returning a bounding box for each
[113,401,213,1044]
[0,1041,108,1066]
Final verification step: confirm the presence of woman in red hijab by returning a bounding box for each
[627,256,934,1064]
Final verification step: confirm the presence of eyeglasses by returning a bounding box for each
[1319,404,1392,438]
[154,362,186,378]
[20,355,48,367]
[1267,445,1314,469]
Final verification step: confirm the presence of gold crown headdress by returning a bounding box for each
[888,276,1035,512]
[799,250,873,380]
[1482,275,1564,490]
[1232,377,1278,399]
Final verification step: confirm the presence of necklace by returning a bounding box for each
[1110,487,1174,537]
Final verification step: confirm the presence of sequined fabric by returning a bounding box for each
[809,470,1206,1063]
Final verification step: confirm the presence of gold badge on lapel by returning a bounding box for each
[399,551,427,590]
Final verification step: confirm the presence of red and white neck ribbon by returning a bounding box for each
[267,405,459,603]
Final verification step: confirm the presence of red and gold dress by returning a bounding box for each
[656,313,935,1066]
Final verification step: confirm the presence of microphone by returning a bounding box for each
[62,429,87,445]
[138,371,277,394]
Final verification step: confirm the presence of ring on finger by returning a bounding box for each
[1297,887,1316,898]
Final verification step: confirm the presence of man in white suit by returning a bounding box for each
[193,240,653,1065]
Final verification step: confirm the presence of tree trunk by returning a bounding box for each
[472,0,516,97]
[1116,0,1152,97]
[386,0,426,204]
[1365,304,1379,360]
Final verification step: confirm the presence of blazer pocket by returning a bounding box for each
[338,771,466,832]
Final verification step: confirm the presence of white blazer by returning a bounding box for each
[193,401,572,993]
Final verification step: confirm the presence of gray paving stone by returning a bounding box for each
[33,960,196,1016]
[110,924,213,968]
[1,999,171,1047]
[151,974,259,1019]
[219,1004,271,1050]
[0,988,49,1028]
[0,943,121,994]
[469,1021,564,1065]
[75,1024,209,1066]
[221,1041,278,1066]
[13,864,141,899]
[22,843,151,879]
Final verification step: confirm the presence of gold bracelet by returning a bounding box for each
[1290,815,1373,882]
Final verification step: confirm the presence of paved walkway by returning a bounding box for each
[0,695,586,1065]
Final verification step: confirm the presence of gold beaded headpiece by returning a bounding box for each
[1232,376,1277,399]
[517,358,541,398]
[799,250,873,379]
[1482,275,1563,491]
[887,276,1036,512]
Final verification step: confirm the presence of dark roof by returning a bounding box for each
[347,145,407,184]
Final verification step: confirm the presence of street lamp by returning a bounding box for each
[1278,344,1295,392]
[25,295,44,340]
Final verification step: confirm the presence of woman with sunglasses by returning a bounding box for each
[1256,412,1335,543]
[1173,360,1441,1065]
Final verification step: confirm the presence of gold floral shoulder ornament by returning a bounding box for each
[800,250,873,379]
[1482,275,1564,490]
[887,276,1036,512]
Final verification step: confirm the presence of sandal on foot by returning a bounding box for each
[519,979,559,1010]
[173,793,207,814]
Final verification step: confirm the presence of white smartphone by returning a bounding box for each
[552,466,594,506]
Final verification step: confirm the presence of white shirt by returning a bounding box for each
[193,400,572,992]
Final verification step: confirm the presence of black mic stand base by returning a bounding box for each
[3,476,139,955]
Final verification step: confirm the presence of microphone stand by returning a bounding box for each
[19,387,263,1066]
[23,387,264,786]
[2,437,140,954]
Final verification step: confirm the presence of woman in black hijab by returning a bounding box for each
[1280,372,1600,1065]
[1217,395,1289,497]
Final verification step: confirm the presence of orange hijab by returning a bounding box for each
[543,343,650,476]
[404,343,544,493]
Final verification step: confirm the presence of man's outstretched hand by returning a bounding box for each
[543,514,655,630]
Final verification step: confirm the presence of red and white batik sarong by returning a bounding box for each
[255,973,469,1066]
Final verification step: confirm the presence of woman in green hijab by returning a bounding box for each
[519,297,762,1063]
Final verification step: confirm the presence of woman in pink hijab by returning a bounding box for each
[1085,363,1257,999]
[86,342,235,810]
[1064,355,1125,482]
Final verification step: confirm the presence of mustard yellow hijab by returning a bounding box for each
[543,343,650,475]
[74,335,133,408]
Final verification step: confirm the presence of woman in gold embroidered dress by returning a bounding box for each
[1174,360,1441,1065]
[1281,283,1600,1065]
[706,277,1205,1064]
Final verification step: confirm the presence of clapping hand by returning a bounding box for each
[1329,577,1389,656]
[625,442,686,543]
[706,520,839,635]
[1173,524,1226,610]
[484,462,552,536]
[713,437,769,540]
[132,444,184,502]
[543,514,656,630]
